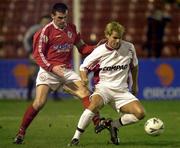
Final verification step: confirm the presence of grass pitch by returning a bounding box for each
[0,99,180,148]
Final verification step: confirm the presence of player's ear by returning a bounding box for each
[51,13,55,19]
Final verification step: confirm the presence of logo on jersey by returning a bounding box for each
[67,31,72,38]
[53,43,73,52]
[101,64,128,71]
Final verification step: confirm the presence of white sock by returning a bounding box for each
[72,109,95,139]
[112,114,139,128]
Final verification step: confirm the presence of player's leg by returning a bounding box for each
[107,100,145,145]
[64,81,102,126]
[113,100,145,128]
[69,94,104,146]
[100,89,145,145]
[14,85,50,144]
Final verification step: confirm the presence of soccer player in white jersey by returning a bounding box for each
[69,21,145,146]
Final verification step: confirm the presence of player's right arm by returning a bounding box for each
[33,27,64,77]
[80,69,89,86]
[33,28,52,71]
[80,46,103,85]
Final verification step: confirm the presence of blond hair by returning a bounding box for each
[104,21,125,38]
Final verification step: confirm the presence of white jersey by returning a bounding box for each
[80,40,138,90]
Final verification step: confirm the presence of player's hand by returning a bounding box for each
[82,79,89,86]
[52,65,65,77]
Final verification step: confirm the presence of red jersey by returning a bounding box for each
[33,21,82,71]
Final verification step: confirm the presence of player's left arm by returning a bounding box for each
[74,32,95,57]
[75,33,107,57]
[131,65,139,96]
[130,43,139,96]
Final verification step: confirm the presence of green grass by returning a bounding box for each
[0,99,180,148]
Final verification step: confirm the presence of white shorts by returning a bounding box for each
[36,67,81,91]
[91,84,138,112]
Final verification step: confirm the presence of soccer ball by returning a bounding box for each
[144,117,164,136]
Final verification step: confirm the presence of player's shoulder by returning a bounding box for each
[121,40,137,56]
[89,43,107,56]
[43,22,54,30]
[37,22,53,34]
[34,22,52,38]
[94,43,106,52]
[121,40,135,51]
[121,40,134,47]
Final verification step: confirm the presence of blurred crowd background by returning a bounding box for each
[0,0,180,100]
[0,0,179,59]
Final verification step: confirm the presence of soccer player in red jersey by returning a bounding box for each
[14,3,103,144]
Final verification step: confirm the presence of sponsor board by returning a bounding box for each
[138,59,180,99]
[0,59,180,100]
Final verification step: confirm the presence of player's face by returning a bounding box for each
[106,31,121,49]
[51,11,68,29]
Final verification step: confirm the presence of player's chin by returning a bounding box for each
[112,43,120,49]
[58,23,66,29]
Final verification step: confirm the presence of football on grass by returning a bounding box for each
[144,117,164,136]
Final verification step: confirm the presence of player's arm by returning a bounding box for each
[75,34,95,57]
[131,65,138,96]
[33,30,64,77]
[79,68,89,86]
[79,46,102,86]
[74,33,107,57]
[130,43,139,96]
[79,58,91,86]
[33,31,53,71]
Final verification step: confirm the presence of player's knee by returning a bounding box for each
[33,99,46,110]
[88,102,100,113]
[89,95,103,113]
[135,109,145,120]
[88,105,98,113]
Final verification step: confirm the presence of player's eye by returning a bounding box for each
[58,16,67,19]
[113,36,120,40]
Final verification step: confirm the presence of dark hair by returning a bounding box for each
[52,3,68,14]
